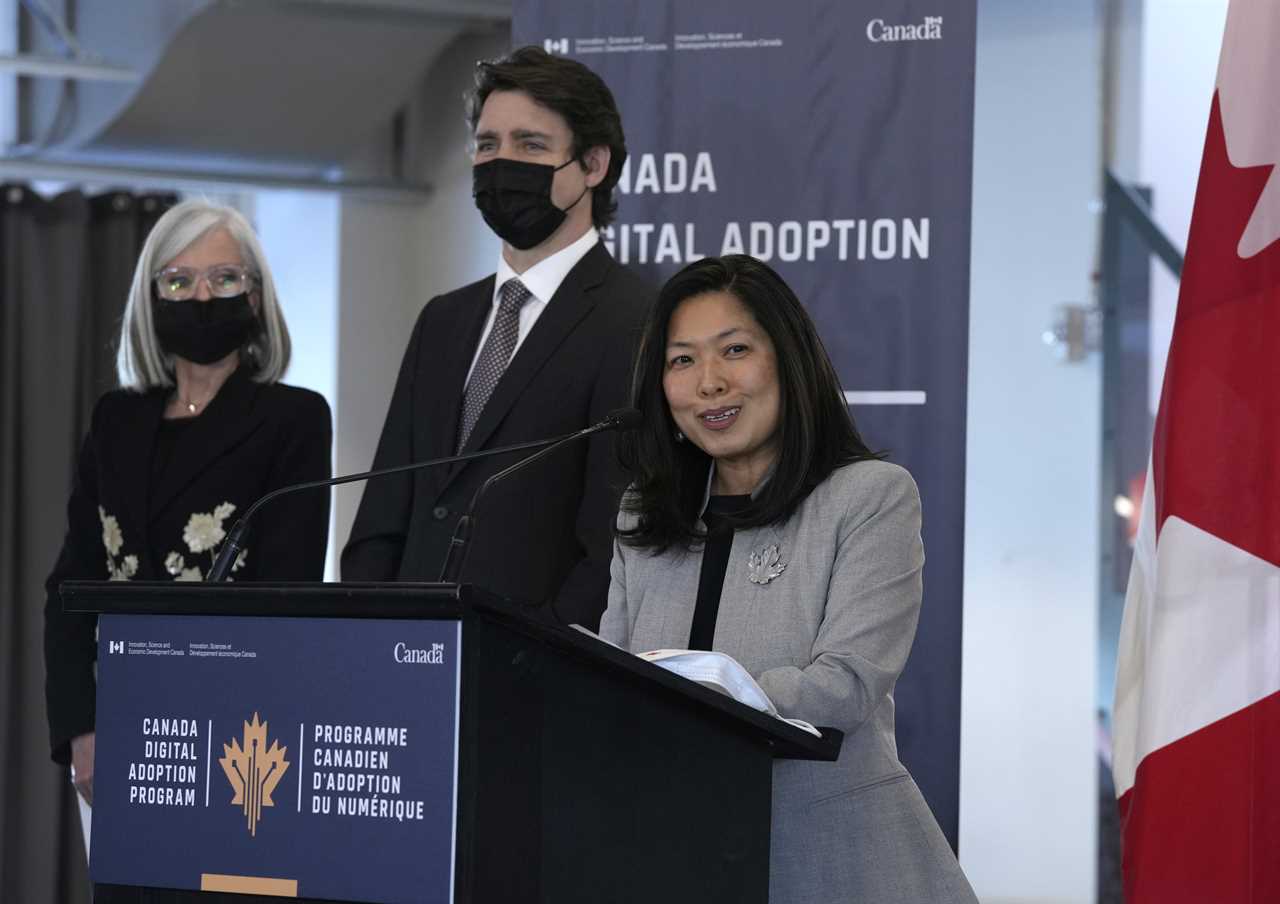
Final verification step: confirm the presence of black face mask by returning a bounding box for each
[153,293,258,365]
[472,157,587,250]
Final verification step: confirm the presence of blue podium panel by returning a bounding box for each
[91,614,461,904]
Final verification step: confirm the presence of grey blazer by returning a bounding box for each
[601,460,976,904]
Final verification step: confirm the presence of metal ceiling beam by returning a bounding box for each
[0,53,138,81]
[242,0,512,25]
[0,156,433,202]
[1104,170,1184,279]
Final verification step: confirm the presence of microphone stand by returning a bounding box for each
[205,435,566,582]
[437,408,640,583]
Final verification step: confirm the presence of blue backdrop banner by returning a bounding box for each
[514,0,976,847]
[91,614,460,903]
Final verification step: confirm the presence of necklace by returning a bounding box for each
[175,391,208,415]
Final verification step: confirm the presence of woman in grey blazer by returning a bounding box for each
[600,255,977,904]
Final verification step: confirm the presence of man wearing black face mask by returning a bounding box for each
[342,47,653,630]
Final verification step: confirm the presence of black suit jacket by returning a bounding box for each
[43,368,331,763]
[341,243,653,628]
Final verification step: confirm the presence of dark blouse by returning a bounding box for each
[688,494,752,649]
[151,415,196,488]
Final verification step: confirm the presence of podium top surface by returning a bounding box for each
[60,579,468,618]
[63,580,843,761]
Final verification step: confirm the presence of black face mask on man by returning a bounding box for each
[472,157,588,250]
[153,293,258,365]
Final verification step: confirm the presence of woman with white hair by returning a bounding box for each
[43,199,331,805]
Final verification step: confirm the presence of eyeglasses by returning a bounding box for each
[153,264,258,301]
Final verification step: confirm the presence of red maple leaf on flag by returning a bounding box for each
[1154,97,1280,565]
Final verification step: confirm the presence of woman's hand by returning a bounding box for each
[70,731,95,805]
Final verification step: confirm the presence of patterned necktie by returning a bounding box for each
[456,277,532,452]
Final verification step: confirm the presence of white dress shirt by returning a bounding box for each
[464,228,600,386]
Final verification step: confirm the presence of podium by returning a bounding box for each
[64,581,842,904]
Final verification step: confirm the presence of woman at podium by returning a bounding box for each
[43,200,332,812]
[600,255,976,903]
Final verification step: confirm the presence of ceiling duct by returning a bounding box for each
[11,0,510,187]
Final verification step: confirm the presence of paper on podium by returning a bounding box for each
[637,648,821,737]
[569,627,820,737]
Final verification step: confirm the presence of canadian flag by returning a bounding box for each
[1111,2,1280,901]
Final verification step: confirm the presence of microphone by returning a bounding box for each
[205,407,642,583]
[436,407,641,583]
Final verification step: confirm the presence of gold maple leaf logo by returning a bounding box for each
[219,712,290,836]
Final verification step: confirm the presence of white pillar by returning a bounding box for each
[960,3,1102,901]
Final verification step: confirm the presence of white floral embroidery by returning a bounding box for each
[183,512,227,554]
[109,554,138,582]
[97,501,248,583]
[99,507,123,556]
[99,507,135,580]
[164,502,246,582]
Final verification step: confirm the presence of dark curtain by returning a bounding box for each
[0,184,175,901]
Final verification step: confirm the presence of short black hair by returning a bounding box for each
[466,45,627,229]
[617,255,883,553]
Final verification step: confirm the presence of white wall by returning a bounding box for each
[960,3,1102,902]
[1106,0,1145,182]
[255,190,341,577]
[0,0,14,149]
[407,31,507,304]
[331,29,507,568]
[332,197,431,563]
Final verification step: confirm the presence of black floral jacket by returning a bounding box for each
[43,367,331,764]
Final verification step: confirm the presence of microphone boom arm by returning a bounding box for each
[436,408,639,584]
[205,433,571,583]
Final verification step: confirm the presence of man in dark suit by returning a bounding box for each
[341,47,652,630]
